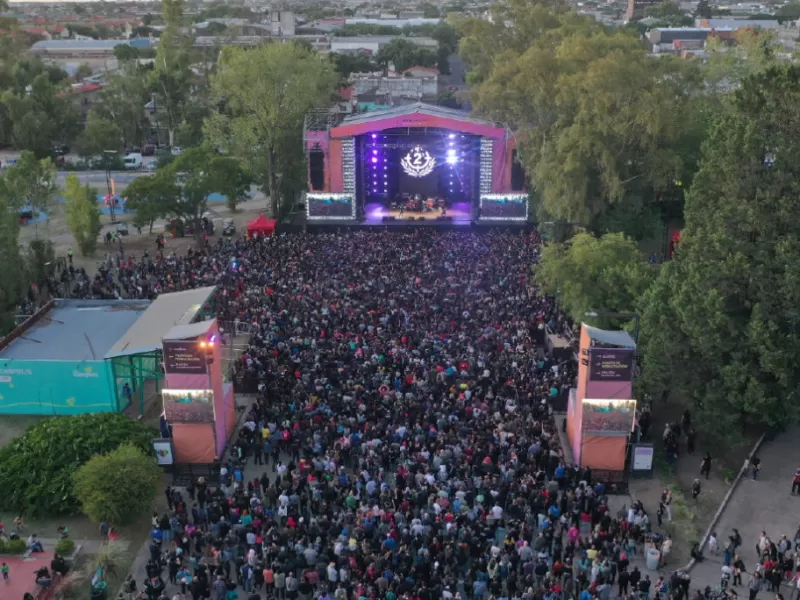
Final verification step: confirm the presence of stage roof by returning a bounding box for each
[0,299,150,362]
[105,286,216,359]
[583,324,637,349]
[330,102,507,139]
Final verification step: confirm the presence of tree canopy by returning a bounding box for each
[457,0,704,238]
[206,42,337,219]
[73,444,161,525]
[639,65,800,436]
[535,232,655,327]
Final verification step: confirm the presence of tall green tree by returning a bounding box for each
[0,192,25,334]
[77,111,122,157]
[376,38,437,71]
[64,173,102,256]
[644,1,693,25]
[640,65,800,436]
[92,67,152,150]
[1,70,79,157]
[458,2,704,238]
[164,146,250,235]
[535,232,655,327]
[2,151,58,222]
[206,43,337,218]
[150,0,197,147]
[124,170,177,233]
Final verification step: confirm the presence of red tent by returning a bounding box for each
[246,215,276,238]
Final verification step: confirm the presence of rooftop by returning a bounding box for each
[105,286,216,359]
[29,39,153,51]
[340,102,495,127]
[583,324,637,349]
[0,299,150,362]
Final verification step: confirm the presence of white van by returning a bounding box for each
[123,153,143,169]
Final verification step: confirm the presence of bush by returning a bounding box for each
[0,413,157,517]
[0,538,28,554]
[55,538,76,555]
[73,444,161,525]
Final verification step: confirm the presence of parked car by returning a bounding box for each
[170,146,184,156]
[2,158,17,169]
[146,160,158,172]
[123,153,143,169]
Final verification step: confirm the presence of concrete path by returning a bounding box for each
[687,427,800,593]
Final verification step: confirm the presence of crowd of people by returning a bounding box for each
[106,230,682,600]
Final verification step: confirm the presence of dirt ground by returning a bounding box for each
[18,179,271,277]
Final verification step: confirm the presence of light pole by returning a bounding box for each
[103,150,117,224]
[584,311,640,347]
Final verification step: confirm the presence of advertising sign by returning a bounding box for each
[163,340,207,374]
[632,445,654,471]
[152,438,175,465]
[162,389,214,422]
[589,348,635,381]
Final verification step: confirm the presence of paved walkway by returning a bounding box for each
[688,427,800,593]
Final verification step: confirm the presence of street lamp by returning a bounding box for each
[103,150,117,224]
[584,311,640,347]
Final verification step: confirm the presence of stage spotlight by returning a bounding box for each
[448,133,455,139]
[371,157,378,164]
[371,134,377,139]
[372,149,378,155]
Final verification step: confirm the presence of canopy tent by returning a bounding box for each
[246,216,276,238]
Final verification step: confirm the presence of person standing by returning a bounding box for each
[751,456,761,480]
[749,571,763,600]
[692,479,702,502]
[733,555,746,586]
[701,453,712,479]
[792,467,800,495]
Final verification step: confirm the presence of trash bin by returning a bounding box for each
[646,548,661,570]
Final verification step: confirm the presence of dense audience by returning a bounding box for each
[113,231,664,600]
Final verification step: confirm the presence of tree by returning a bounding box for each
[644,1,693,26]
[0,191,25,334]
[458,2,704,238]
[776,2,800,20]
[77,111,122,157]
[75,63,93,81]
[113,43,140,62]
[73,444,161,525]
[92,67,151,150]
[64,173,102,256]
[332,53,379,78]
[695,0,713,18]
[149,0,198,147]
[24,238,56,295]
[206,43,337,218]
[419,2,441,17]
[124,169,177,233]
[640,65,800,439]
[535,232,655,326]
[1,67,80,157]
[0,413,156,516]
[376,38,437,71]
[164,146,250,235]
[2,150,58,222]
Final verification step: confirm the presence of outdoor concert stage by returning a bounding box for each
[303,103,528,227]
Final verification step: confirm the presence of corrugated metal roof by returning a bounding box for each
[583,324,637,348]
[105,286,216,359]
[0,299,150,362]
[30,39,153,51]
